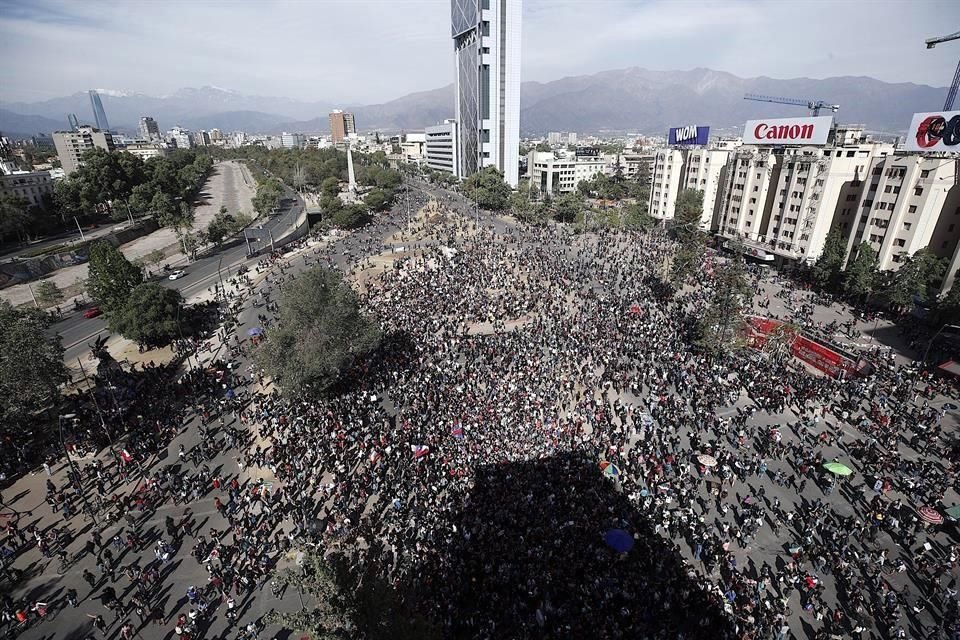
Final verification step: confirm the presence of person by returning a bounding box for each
[66,588,79,608]
[86,613,108,635]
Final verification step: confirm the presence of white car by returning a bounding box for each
[168,270,186,280]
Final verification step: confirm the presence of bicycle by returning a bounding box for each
[55,551,75,576]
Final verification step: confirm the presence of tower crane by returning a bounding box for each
[743,94,839,116]
[925,30,960,111]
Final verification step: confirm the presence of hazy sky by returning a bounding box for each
[1,0,959,104]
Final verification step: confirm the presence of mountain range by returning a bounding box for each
[0,67,947,139]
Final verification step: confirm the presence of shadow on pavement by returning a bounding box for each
[405,451,735,639]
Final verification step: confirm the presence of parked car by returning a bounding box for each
[83,306,102,319]
[168,270,186,280]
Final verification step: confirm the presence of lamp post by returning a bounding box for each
[58,413,97,525]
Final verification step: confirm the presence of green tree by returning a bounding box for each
[364,188,391,212]
[697,251,751,355]
[622,202,654,231]
[670,189,706,286]
[535,141,552,152]
[933,284,960,327]
[0,194,32,243]
[265,551,356,639]
[885,247,948,309]
[0,301,69,428]
[255,266,381,396]
[87,241,143,314]
[206,212,232,246]
[34,279,64,308]
[252,178,284,215]
[109,283,183,346]
[329,204,371,230]
[842,242,878,300]
[462,167,512,211]
[144,248,166,275]
[552,192,582,223]
[320,176,341,199]
[813,229,846,290]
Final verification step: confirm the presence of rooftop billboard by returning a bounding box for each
[742,116,833,146]
[668,125,710,146]
[904,111,960,152]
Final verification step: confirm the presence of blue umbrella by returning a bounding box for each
[603,529,634,553]
[224,388,236,399]
[247,327,263,336]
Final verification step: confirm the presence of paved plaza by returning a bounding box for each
[3,184,960,640]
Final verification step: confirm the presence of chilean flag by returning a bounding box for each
[368,451,382,465]
[451,426,464,439]
[411,444,430,459]
[120,449,133,464]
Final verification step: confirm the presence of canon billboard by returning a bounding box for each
[742,116,833,146]
[904,111,960,152]
[668,125,710,146]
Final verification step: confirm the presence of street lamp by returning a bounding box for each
[58,413,97,525]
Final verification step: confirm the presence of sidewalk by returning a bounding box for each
[0,161,255,309]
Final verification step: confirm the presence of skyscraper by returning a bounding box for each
[139,116,160,141]
[329,110,356,143]
[88,90,110,132]
[451,0,521,187]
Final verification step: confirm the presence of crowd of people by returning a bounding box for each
[3,185,960,640]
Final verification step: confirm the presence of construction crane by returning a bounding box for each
[743,93,839,116]
[925,30,960,111]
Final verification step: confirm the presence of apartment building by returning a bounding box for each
[649,149,683,221]
[52,126,116,175]
[839,155,960,274]
[680,148,731,228]
[718,124,893,264]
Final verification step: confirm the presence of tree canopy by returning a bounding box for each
[109,283,183,346]
[0,301,69,429]
[670,189,707,286]
[255,266,381,396]
[462,167,512,211]
[812,229,846,290]
[58,148,211,222]
[86,240,144,314]
[884,247,947,308]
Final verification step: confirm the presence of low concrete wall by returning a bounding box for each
[0,220,159,289]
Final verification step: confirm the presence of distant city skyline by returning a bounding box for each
[1,0,958,105]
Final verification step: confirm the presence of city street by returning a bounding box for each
[54,179,305,368]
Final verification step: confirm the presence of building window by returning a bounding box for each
[920,169,930,178]
[903,222,912,230]
[915,187,923,196]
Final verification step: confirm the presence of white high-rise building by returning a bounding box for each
[451,0,521,187]
[425,120,460,176]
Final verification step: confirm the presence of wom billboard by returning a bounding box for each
[905,111,960,152]
[743,116,833,145]
[668,125,710,145]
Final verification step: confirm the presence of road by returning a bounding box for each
[55,184,305,366]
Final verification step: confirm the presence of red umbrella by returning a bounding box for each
[917,505,944,525]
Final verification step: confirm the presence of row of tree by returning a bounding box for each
[813,230,955,320]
